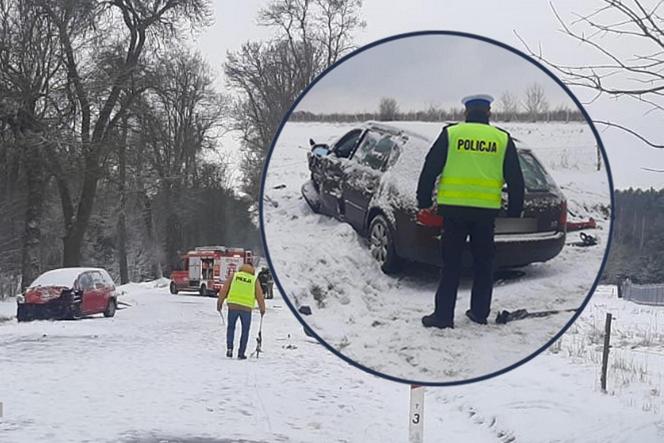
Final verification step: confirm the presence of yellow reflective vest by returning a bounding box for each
[437,123,508,209]
[226,271,257,309]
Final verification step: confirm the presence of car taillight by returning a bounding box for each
[559,200,567,230]
[416,209,444,228]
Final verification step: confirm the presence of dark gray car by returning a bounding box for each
[302,122,567,273]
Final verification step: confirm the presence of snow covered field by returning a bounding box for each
[262,121,612,383]
[1,284,663,442]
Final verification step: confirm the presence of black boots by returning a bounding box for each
[228,348,248,359]
[421,314,454,329]
[422,311,487,328]
[465,309,488,325]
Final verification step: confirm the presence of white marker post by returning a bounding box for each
[409,385,425,443]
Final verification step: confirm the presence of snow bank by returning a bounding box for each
[116,277,171,294]
[0,297,16,321]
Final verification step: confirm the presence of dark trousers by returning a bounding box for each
[227,309,252,356]
[434,217,495,323]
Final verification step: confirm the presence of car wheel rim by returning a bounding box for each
[370,222,388,264]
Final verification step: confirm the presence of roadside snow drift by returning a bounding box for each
[262,121,612,383]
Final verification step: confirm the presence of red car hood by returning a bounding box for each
[24,286,68,304]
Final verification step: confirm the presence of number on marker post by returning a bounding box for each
[409,385,425,443]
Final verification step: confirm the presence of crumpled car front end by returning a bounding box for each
[17,286,81,322]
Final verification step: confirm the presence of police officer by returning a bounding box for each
[217,263,266,359]
[416,94,525,328]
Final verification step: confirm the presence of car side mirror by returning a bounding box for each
[309,138,316,147]
[311,144,330,157]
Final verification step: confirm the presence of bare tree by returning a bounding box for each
[378,97,399,121]
[524,83,549,121]
[498,91,519,121]
[117,114,130,284]
[0,0,261,282]
[38,0,211,266]
[0,0,63,288]
[517,1,664,148]
[139,48,225,271]
[225,0,364,201]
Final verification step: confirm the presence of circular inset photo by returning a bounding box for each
[260,31,613,385]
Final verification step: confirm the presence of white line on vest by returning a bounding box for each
[409,385,425,443]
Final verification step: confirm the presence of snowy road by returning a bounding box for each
[1,284,663,442]
[0,282,499,442]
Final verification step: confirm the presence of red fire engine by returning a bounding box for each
[169,246,255,297]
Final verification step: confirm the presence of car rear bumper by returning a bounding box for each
[401,218,566,269]
[495,230,565,243]
[494,230,566,267]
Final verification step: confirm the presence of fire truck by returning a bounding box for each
[169,246,255,297]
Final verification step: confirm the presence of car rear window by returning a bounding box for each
[518,151,555,192]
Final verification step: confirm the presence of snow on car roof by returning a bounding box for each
[28,267,106,288]
[362,121,432,143]
[366,123,434,212]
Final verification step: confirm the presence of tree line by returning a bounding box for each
[601,188,664,285]
[1,0,661,295]
[0,0,364,292]
[291,84,584,123]
[0,0,257,290]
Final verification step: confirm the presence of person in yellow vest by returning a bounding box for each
[217,263,266,359]
[416,94,525,328]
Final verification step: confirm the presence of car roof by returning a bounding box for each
[360,120,532,153]
[360,121,431,143]
[29,267,109,288]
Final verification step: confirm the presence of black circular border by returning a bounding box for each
[258,30,615,386]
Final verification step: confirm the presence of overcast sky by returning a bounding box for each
[193,0,664,190]
[295,33,574,114]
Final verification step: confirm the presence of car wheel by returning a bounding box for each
[199,284,207,297]
[67,303,82,320]
[369,214,401,274]
[16,304,31,322]
[302,180,322,214]
[169,282,178,295]
[103,299,116,318]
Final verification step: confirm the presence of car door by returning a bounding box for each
[315,129,364,218]
[343,131,396,230]
[77,271,97,314]
[99,270,116,309]
[89,271,109,313]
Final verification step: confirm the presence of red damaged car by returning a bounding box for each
[16,267,118,322]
